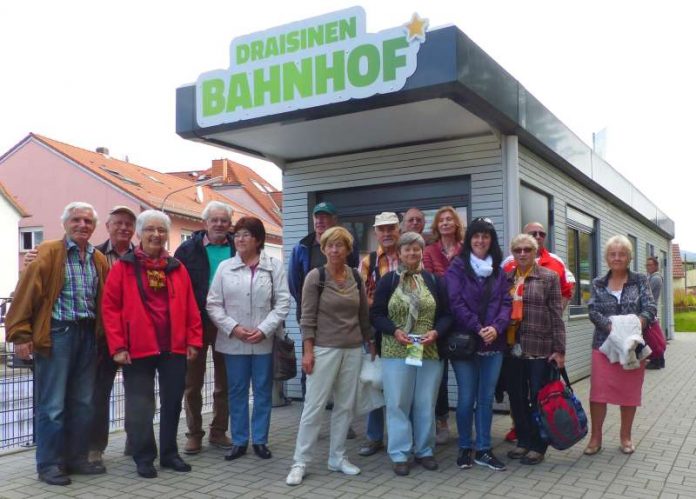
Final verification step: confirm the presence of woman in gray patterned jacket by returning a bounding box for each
[585,235,656,456]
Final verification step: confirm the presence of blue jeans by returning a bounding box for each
[34,319,96,472]
[224,353,273,445]
[507,357,553,454]
[382,358,443,463]
[452,352,503,450]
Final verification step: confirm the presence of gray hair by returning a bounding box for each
[136,210,171,237]
[604,234,633,263]
[397,231,425,251]
[60,202,98,225]
[510,233,538,253]
[202,201,233,221]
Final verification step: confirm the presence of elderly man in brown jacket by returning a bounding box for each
[6,202,109,486]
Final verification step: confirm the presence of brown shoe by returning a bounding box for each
[184,435,203,455]
[415,456,439,470]
[209,433,233,450]
[393,462,410,476]
[520,451,544,465]
[506,447,529,459]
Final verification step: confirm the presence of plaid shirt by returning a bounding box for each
[588,270,656,349]
[51,238,99,321]
[359,246,399,306]
[514,264,566,356]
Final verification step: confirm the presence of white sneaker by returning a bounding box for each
[286,464,306,486]
[328,458,361,475]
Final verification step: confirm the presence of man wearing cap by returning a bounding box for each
[174,200,236,455]
[88,205,137,465]
[358,212,401,457]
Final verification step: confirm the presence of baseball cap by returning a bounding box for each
[109,205,137,219]
[313,201,337,216]
[373,212,400,227]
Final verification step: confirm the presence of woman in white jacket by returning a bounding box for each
[207,217,290,462]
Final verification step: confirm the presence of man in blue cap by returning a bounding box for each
[288,201,360,412]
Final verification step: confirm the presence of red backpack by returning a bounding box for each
[534,367,588,450]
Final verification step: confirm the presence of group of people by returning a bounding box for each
[5,198,661,488]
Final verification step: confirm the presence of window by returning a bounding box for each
[628,235,638,271]
[646,242,655,257]
[520,183,552,248]
[180,230,193,244]
[566,207,596,314]
[19,227,43,252]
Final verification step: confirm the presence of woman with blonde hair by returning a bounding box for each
[584,235,656,455]
[286,226,374,486]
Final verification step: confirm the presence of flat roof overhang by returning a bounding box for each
[176,25,674,238]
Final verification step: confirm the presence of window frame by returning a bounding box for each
[19,227,44,252]
[566,207,597,316]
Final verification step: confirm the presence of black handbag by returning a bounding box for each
[447,275,494,361]
[273,328,297,381]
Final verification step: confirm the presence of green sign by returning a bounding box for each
[196,7,428,127]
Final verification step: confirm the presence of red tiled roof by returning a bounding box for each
[0,181,30,217]
[673,243,685,278]
[169,159,282,225]
[31,134,281,237]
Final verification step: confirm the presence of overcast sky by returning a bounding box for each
[2,0,694,249]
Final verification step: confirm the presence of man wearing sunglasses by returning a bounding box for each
[503,222,575,310]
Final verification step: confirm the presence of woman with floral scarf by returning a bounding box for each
[102,210,203,479]
[370,232,452,476]
[445,217,512,472]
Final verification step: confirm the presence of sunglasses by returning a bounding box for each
[471,217,494,225]
[528,231,546,238]
[513,247,535,254]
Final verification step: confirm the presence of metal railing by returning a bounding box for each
[0,302,217,452]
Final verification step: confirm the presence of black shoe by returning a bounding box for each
[136,462,158,478]
[393,462,410,476]
[474,450,506,471]
[66,461,107,475]
[252,444,272,459]
[161,455,192,472]
[224,445,248,461]
[646,361,660,370]
[457,448,473,469]
[38,466,72,486]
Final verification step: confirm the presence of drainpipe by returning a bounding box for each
[502,135,520,250]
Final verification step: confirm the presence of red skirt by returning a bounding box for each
[589,349,645,406]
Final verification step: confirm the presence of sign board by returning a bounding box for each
[196,7,428,127]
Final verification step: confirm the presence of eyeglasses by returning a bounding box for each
[528,231,546,238]
[512,247,534,254]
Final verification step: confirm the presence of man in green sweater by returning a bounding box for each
[174,201,236,455]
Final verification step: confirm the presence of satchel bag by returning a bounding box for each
[447,275,494,361]
[273,328,297,381]
[644,319,667,358]
[534,367,588,450]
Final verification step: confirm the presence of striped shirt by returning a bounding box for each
[51,238,99,321]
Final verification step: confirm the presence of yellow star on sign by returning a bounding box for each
[404,12,428,43]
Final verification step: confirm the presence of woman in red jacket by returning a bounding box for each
[422,206,465,445]
[102,210,202,479]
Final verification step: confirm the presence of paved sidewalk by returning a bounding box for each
[1,334,694,499]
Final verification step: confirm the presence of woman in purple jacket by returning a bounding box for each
[445,217,512,471]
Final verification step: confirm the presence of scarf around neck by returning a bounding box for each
[135,246,169,290]
[470,253,494,278]
[397,262,424,334]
